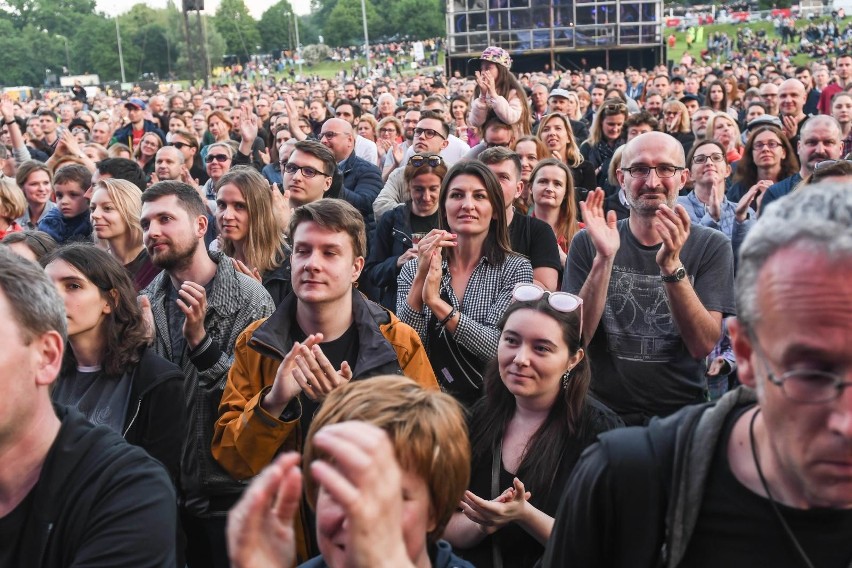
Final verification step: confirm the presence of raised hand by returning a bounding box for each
[460,477,532,535]
[654,204,691,274]
[227,452,302,568]
[261,334,323,416]
[292,343,353,402]
[240,104,259,145]
[177,280,209,349]
[579,188,620,259]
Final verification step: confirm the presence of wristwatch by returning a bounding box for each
[661,265,687,283]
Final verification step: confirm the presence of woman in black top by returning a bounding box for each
[43,243,185,484]
[444,284,622,567]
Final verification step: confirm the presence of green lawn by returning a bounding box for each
[664,17,839,68]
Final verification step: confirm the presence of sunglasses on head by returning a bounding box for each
[511,283,584,332]
[408,154,443,168]
[205,153,229,163]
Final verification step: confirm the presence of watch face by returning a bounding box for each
[675,266,686,280]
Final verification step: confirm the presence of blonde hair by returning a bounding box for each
[0,178,26,221]
[303,376,470,543]
[537,113,584,168]
[91,178,144,246]
[662,100,691,134]
[706,112,744,151]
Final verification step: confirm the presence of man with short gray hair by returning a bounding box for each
[0,248,176,566]
[545,181,852,567]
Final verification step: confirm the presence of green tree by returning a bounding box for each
[2,0,96,36]
[390,0,443,40]
[258,0,293,54]
[213,0,261,58]
[324,0,379,47]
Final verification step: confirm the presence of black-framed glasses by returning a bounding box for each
[205,153,230,163]
[621,165,684,179]
[603,102,628,113]
[408,154,443,168]
[413,127,446,140]
[511,283,584,333]
[170,141,192,150]
[283,162,331,178]
[379,127,398,134]
[692,153,725,165]
[750,335,852,404]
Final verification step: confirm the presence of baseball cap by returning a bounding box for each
[549,88,571,100]
[125,97,147,111]
[680,94,702,104]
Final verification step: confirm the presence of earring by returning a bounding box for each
[561,368,572,389]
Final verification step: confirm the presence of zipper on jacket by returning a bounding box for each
[123,398,142,438]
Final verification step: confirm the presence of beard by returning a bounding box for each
[148,236,198,271]
[624,187,676,217]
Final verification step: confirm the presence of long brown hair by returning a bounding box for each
[530,158,579,251]
[472,63,532,135]
[734,125,799,189]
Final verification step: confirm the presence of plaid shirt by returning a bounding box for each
[677,191,753,240]
[396,253,533,363]
[142,251,274,513]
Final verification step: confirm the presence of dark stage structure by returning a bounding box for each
[446,0,665,74]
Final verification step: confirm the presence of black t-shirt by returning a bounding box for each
[409,209,441,236]
[680,407,852,567]
[292,321,360,437]
[508,213,562,273]
[0,488,35,566]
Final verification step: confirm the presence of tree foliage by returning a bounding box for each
[213,0,261,57]
[324,0,380,47]
[258,0,293,54]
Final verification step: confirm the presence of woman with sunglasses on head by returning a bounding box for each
[444,284,621,568]
[511,136,549,214]
[214,166,291,305]
[468,47,532,138]
[89,178,161,291]
[43,243,186,485]
[580,98,629,195]
[365,153,447,312]
[397,161,533,408]
[536,113,596,200]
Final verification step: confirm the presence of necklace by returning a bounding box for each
[749,408,815,568]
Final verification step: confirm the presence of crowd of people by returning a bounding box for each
[1,42,851,568]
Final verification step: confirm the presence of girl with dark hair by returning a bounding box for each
[727,125,798,204]
[468,46,532,137]
[397,161,533,407]
[365,152,447,311]
[444,285,621,567]
[43,243,185,484]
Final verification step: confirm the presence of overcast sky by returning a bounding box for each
[96,0,311,18]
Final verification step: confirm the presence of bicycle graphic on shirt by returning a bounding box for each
[602,271,683,361]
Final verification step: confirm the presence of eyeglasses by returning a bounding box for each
[205,153,230,163]
[170,141,192,150]
[603,102,628,113]
[511,283,584,332]
[664,110,680,116]
[621,165,684,179]
[379,127,398,134]
[751,335,852,404]
[692,153,725,165]
[283,162,331,178]
[408,154,443,167]
[320,131,343,140]
[413,127,446,140]
[753,141,782,151]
